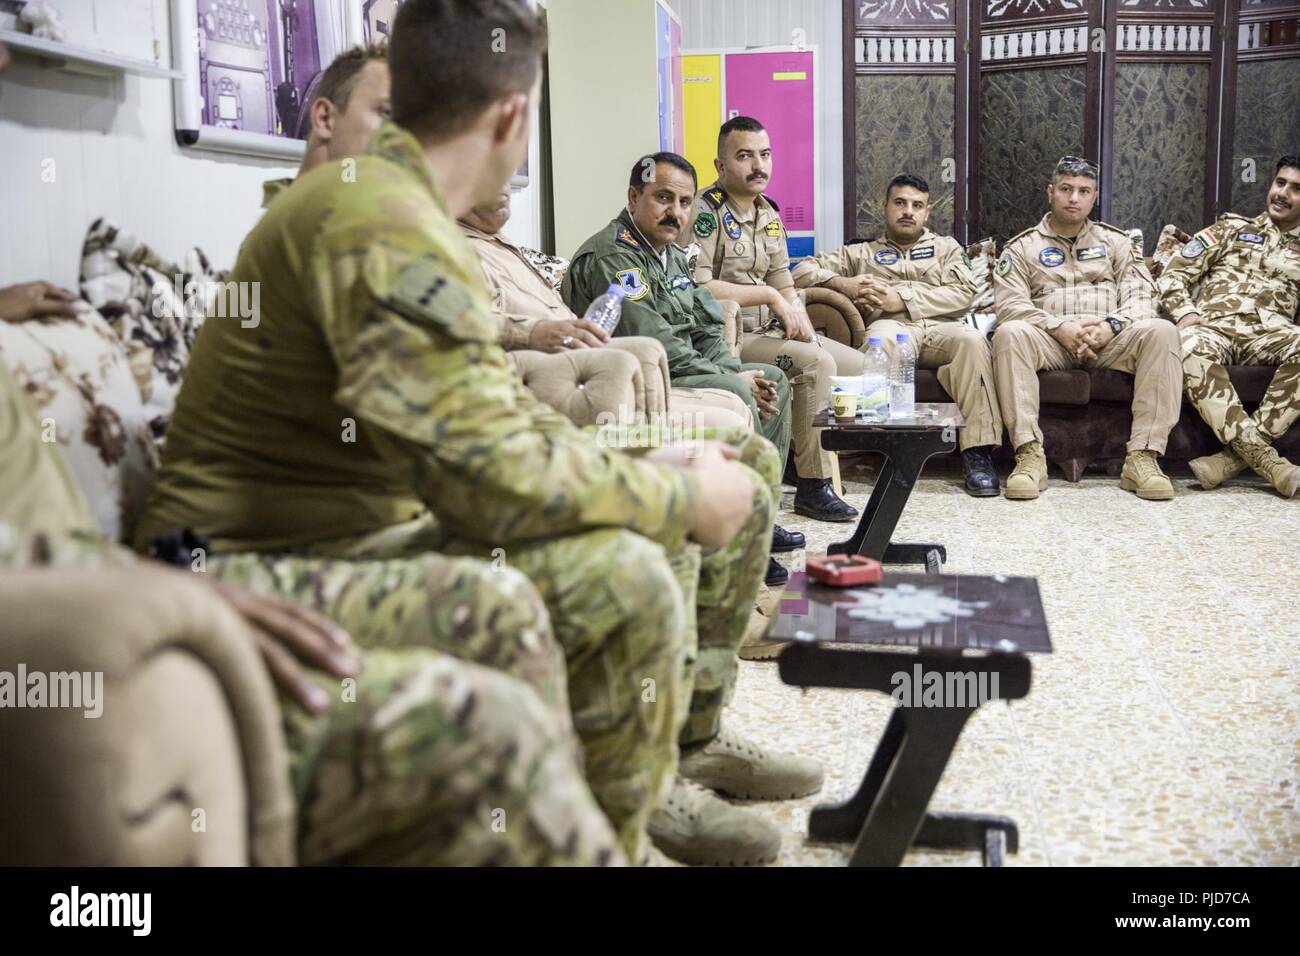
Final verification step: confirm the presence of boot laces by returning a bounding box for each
[1128,450,1161,482]
[1011,443,1042,477]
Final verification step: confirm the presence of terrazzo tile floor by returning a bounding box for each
[726,457,1299,866]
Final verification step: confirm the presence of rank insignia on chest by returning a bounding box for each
[909,246,935,261]
[874,248,900,265]
[693,212,717,238]
[723,212,743,240]
[616,227,642,251]
[1237,232,1265,245]
[1076,245,1107,261]
[1039,247,1066,267]
[669,273,693,291]
[764,220,783,238]
[615,268,650,301]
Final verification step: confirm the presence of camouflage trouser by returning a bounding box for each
[1181,322,1300,446]
[209,550,624,866]
[0,530,623,866]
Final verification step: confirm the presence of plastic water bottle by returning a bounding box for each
[891,332,916,419]
[861,336,891,421]
[583,282,627,335]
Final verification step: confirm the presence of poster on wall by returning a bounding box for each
[173,0,353,159]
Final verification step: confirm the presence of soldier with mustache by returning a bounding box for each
[1159,155,1300,498]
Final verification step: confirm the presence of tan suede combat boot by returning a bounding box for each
[1188,447,1248,489]
[738,605,787,661]
[1232,438,1300,498]
[1119,449,1175,500]
[647,777,781,866]
[679,726,825,801]
[1005,440,1048,500]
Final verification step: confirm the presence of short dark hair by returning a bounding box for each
[316,43,388,113]
[885,174,930,201]
[1053,154,1099,182]
[629,152,698,192]
[390,0,546,142]
[1276,155,1300,175]
[717,116,766,157]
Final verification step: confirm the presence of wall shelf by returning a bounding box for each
[0,29,180,79]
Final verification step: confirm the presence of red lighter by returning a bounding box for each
[805,554,883,587]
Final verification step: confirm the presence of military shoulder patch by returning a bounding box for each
[995,253,1013,277]
[1039,247,1066,268]
[1236,232,1265,244]
[909,246,935,261]
[1193,226,1220,249]
[764,219,784,239]
[722,212,743,241]
[702,187,727,210]
[615,226,642,251]
[388,260,497,343]
[1076,245,1107,261]
[614,268,650,301]
[874,248,900,266]
[668,273,693,292]
[1180,239,1205,259]
[694,212,717,238]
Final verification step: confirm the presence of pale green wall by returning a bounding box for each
[547,0,664,257]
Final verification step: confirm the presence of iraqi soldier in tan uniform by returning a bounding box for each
[991,156,1182,500]
[690,116,864,522]
[793,173,1003,496]
[137,0,819,867]
[1157,155,1300,498]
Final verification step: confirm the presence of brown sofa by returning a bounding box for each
[804,286,1299,479]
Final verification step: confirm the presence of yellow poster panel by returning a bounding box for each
[683,54,722,187]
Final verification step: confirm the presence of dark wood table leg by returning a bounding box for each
[822,427,955,566]
[780,645,1032,867]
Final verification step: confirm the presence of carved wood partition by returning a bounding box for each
[844,0,1300,248]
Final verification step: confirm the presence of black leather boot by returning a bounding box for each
[961,446,1000,497]
[764,557,789,588]
[771,524,805,553]
[792,478,858,522]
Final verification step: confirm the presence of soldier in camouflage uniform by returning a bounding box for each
[137,0,819,866]
[1158,156,1300,498]
[0,360,621,865]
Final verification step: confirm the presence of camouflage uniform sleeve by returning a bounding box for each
[689,199,722,284]
[898,238,977,321]
[1156,220,1233,321]
[689,286,744,373]
[568,248,735,379]
[792,246,856,288]
[1110,232,1161,329]
[316,243,697,551]
[993,242,1059,331]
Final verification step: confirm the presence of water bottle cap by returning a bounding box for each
[606,282,626,299]
[867,337,882,347]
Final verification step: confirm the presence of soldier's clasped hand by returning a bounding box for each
[0,281,80,323]
[529,318,609,352]
[1052,320,1098,361]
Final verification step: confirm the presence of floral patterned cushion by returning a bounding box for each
[0,305,156,543]
[78,219,225,451]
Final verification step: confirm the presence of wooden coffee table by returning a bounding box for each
[774,570,1052,866]
[817,402,964,572]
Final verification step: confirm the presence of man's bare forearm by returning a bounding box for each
[703,279,773,308]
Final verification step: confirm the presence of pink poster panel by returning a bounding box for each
[723,51,815,232]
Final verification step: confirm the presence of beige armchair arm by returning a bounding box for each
[509,347,644,427]
[803,287,868,350]
[0,563,294,866]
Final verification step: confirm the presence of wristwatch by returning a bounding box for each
[1106,316,1124,336]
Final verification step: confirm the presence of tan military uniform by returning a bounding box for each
[460,222,750,429]
[690,182,864,479]
[1158,211,1300,447]
[792,229,1002,450]
[992,214,1182,453]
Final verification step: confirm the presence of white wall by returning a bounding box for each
[0,0,297,288]
[663,0,845,252]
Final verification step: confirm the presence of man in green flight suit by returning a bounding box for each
[562,152,805,591]
[136,0,820,866]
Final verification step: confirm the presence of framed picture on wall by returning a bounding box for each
[173,0,352,159]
